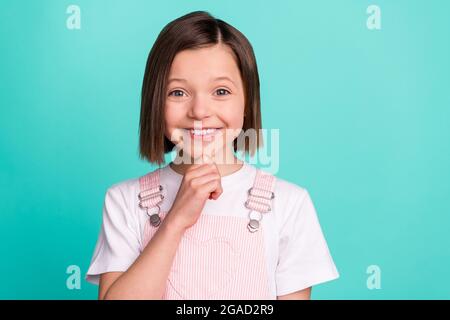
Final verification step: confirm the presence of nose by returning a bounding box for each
[187,95,212,120]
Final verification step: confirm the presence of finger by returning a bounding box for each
[205,158,221,178]
[200,179,222,197]
[203,154,213,164]
[202,144,215,162]
[209,179,223,200]
[202,155,221,199]
[202,134,220,162]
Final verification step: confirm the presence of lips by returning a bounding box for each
[184,128,223,141]
[189,128,219,136]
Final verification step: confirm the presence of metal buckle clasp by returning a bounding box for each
[138,185,164,228]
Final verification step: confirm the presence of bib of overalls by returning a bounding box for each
[138,167,276,300]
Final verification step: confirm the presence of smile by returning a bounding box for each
[190,128,219,135]
[185,128,222,140]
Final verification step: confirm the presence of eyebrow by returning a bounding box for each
[168,76,236,86]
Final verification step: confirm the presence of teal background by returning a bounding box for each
[1,0,449,299]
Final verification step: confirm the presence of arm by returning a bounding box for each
[277,287,311,300]
[98,163,222,300]
[99,215,185,300]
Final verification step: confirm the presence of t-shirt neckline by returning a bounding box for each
[163,160,254,189]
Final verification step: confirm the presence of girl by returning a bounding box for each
[86,11,339,300]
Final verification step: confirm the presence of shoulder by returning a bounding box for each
[277,177,309,213]
[248,165,312,218]
[103,176,142,214]
[103,166,166,210]
[106,177,140,197]
[274,175,308,201]
[105,166,164,196]
[244,164,310,208]
[260,170,310,212]
[268,172,314,226]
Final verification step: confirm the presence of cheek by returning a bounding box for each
[217,102,245,143]
[164,103,185,140]
[165,102,187,128]
[221,99,245,128]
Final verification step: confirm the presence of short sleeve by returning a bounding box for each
[276,189,339,296]
[85,184,141,285]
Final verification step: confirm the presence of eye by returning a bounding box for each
[168,90,186,97]
[215,88,231,96]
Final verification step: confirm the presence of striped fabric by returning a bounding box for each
[138,168,276,300]
[138,169,163,209]
[142,212,272,300]
[245,170,275,213]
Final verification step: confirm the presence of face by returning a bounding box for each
[164,44,245,164]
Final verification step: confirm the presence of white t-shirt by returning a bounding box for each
[86,161,339,297]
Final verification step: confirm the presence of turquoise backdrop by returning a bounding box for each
[1,0,449,299]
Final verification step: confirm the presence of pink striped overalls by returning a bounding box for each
[137,167,276,300]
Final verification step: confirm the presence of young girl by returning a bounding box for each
[86,11,339,300]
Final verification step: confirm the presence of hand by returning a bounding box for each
[165,157,223,231]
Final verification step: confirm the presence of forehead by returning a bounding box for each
[168,44,241,85]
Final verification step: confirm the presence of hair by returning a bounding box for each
[139,10,263,165]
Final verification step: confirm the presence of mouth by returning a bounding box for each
[184,127,223,141]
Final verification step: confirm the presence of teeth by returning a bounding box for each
[189,128,217,136]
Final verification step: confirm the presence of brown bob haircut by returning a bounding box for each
[139,11,263,165]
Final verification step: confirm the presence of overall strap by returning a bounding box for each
[244,169,276,233]
[138,169,164,227]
